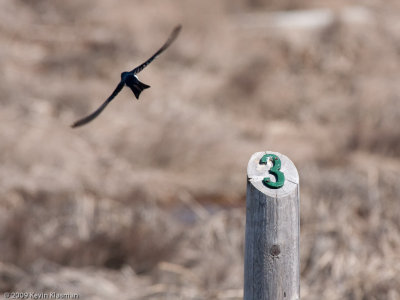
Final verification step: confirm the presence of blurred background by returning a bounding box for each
[1,0,400,299]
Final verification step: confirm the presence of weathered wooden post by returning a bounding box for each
[244,151,300,300]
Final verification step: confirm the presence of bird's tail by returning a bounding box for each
[128,80,150,99]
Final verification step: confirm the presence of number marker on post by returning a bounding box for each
[259,153,285,189]
[244,151,300,300]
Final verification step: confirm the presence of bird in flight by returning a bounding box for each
[71,25,182,128]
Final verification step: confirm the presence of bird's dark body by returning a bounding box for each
[71,25,181,128]
[122,72,150,99]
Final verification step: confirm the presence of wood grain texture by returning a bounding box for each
[244,151,300,300]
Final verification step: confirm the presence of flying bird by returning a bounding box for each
[71,25,182,128]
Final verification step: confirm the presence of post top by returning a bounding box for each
[247,151,299,198]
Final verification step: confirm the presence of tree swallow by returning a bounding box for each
[71,25,182,128]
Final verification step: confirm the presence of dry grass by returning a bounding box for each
[1,0,400,299]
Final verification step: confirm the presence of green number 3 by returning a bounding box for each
[259,154,285,189]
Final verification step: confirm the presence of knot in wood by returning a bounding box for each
[270,244,281,257]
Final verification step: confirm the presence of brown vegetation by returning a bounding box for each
[1,0,400,299]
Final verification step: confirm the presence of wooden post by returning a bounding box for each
[244,151,300,300]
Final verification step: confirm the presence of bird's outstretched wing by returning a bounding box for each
[130,25,181,75]
[71,81,125,128]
